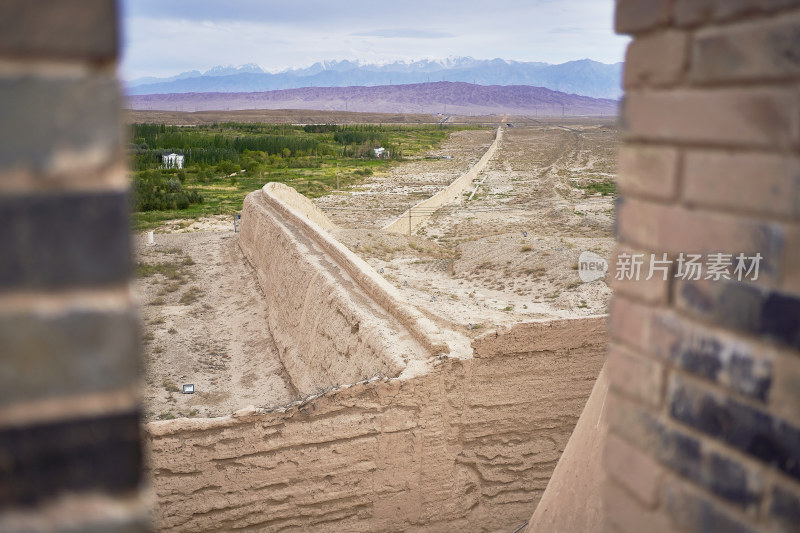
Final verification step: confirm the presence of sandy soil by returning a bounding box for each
[134,230,295,420]
[317,119,618,335]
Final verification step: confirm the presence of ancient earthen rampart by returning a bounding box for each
[147,318,606,532]
[239,183,452,394]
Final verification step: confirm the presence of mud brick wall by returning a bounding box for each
[146,318,606,533]
[606,2,800,532]
[0,1,149,531]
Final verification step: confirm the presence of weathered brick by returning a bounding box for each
[650,312,773,402]
[610,246,672,304]
[607,343,665,407]
[0,75,121,174]
[616,144,680,201]
[682,150,800,220]
[604,433,664,507]
[675,280,800,351]
[691,12,800,84]
[0,192,131,290]
[608,296,656,352]
[0,0,117,60]
[617,198,785,284]
[772,349,800,426]
[625,30,689,88]
[0,411,143,508]
[608,392,764,508]
[669,374,800,481]
[0,309,140,406]
[675,0,800,27]
[604,476,678,533]
[769,481,800,533]
[615,0,672,35]
[663,477,758,533]
[621,88,799,149]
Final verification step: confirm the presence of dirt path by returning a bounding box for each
[135,230,295,420]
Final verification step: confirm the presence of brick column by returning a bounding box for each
[606,2,800,533]
[0,1,149,531]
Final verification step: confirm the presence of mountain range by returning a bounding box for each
[126,81,619,116]
[126,58,623,100]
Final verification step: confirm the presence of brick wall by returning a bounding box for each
[606,2,800,533]
[0,1,149,531]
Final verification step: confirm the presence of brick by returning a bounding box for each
[621,88,799,149]
[615,0,672,35]
[0,410,143,508]
[616,198,786,285]
[682,150,800,220]
[772,349,800,426]
[608,296,656,352]
[780,225,800,295]
[0,192,131,290]
[0,75,122,174]
[650,312,773,402]
[616,144,680,201]
[0,0,117,60]
[0,309,140,406]
[604,476,678,533]
[607,343,665,407]
[669,374,800,481]
[610,246,672,304]
[691,13,800,84]
[769,481,800,533]
[625,30,689,88]
[675,0,800,27]
[604,433,664,507]
[675,280,800,351]
[664,477,758,533]
[610,392,764,509]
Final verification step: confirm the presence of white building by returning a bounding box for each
[373,147,386,159]
[162,153,185,169]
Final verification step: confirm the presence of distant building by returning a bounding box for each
[373,147,387,159]
[163,153,184,169]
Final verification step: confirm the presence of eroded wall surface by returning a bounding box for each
[238,183,450,394]
[147,317,607,532]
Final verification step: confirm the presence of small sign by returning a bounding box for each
[182,384,195,394]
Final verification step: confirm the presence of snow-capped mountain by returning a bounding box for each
[126,58,623,100]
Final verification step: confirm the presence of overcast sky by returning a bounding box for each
[120,0,629,80]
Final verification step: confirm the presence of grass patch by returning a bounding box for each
[179,286,202,305]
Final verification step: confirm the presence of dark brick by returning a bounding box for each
[664,478,757,533]
[0,192,131,290]
[0,309,140,405]
[770,483,800,532]
[0,411,143,508]
[613,396,762,508]
[0,75,121,173]
[670,376,800,481]
[762,292,800,349]
[652,314,773,401]
[0,0,117,60]
[677,280,800,351]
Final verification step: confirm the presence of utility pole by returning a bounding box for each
[336,162,339,190]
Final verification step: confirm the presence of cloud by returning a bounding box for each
[120,0,630,80]
[351,29,454,39]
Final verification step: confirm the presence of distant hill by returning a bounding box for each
[126,58,623,100]
[126,81,619,116]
